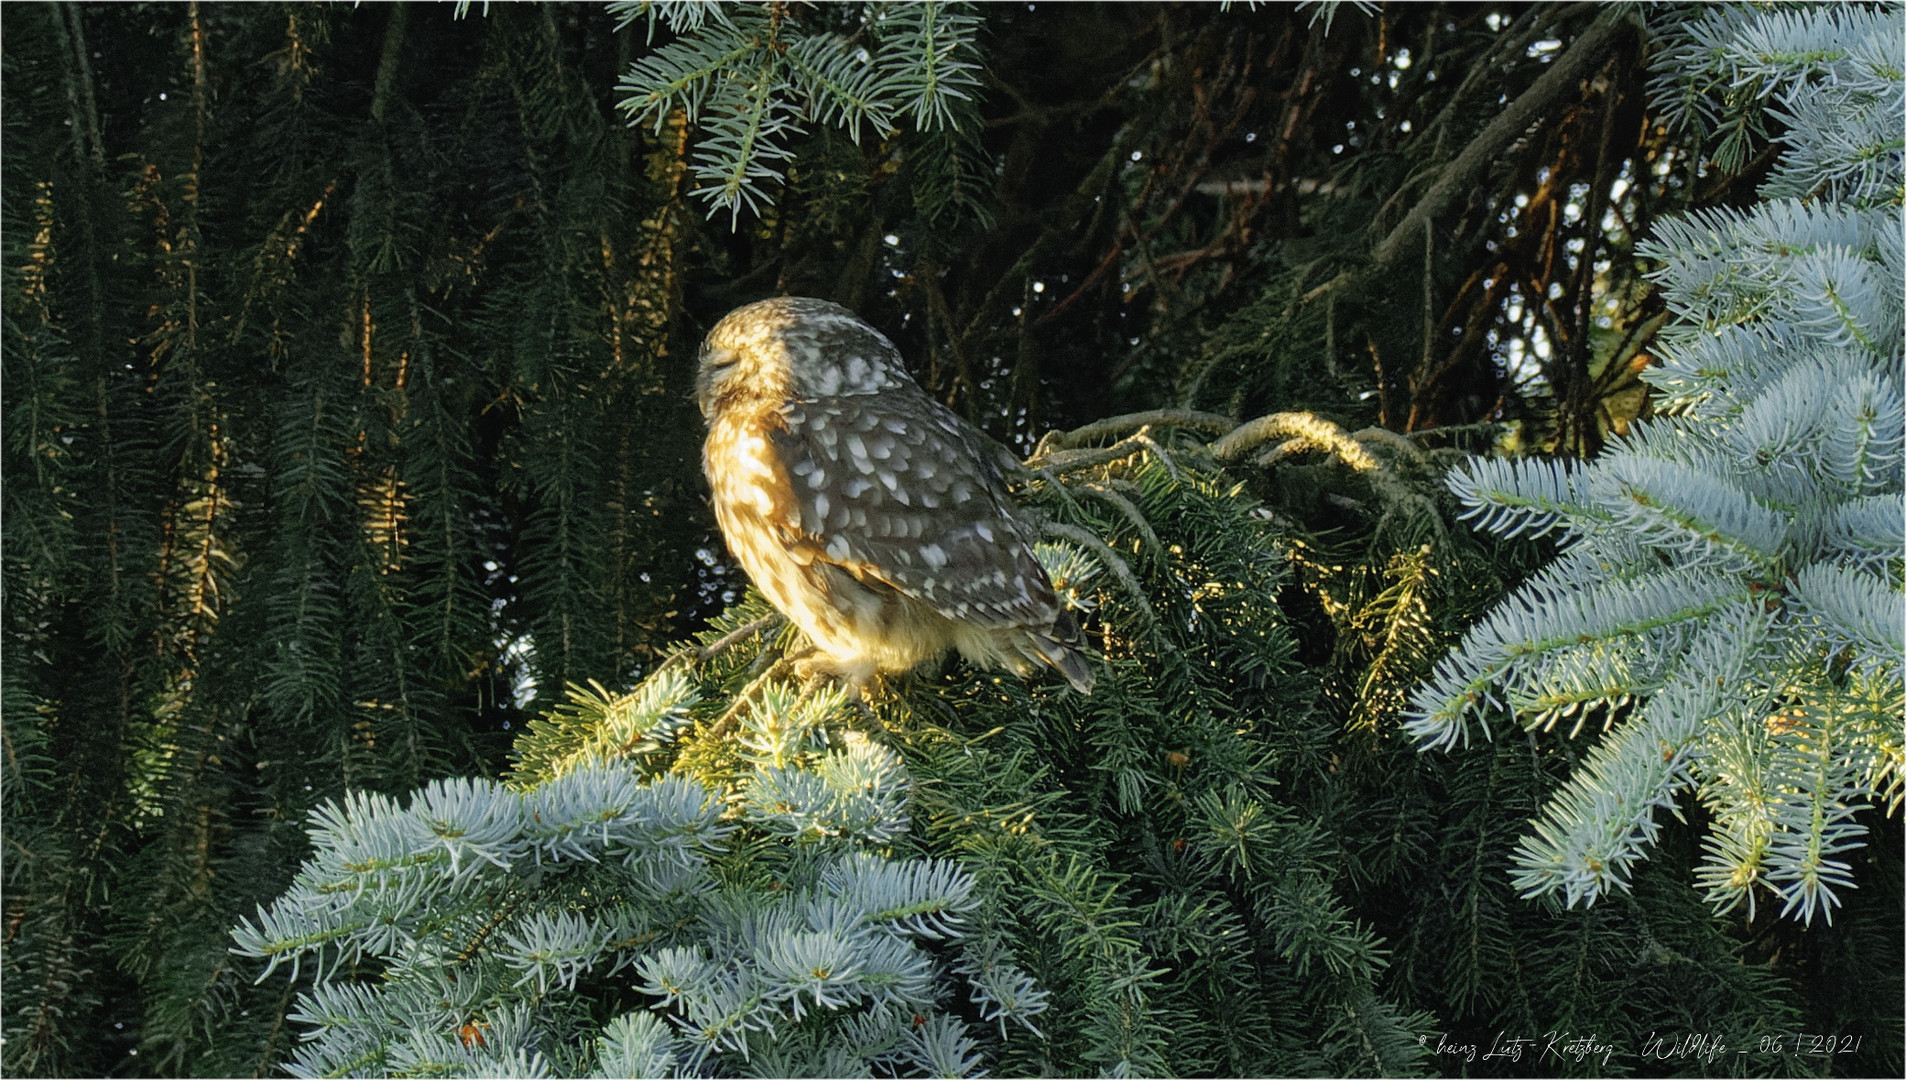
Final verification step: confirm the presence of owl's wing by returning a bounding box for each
[766,389,1060,630]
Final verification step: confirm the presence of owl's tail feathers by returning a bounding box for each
[1021,628,1095,694]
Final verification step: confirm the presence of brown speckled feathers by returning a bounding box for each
[698,297,1092,692]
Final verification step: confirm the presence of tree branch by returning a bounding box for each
[1039,408,1237,452]
[1360,9,1635,291]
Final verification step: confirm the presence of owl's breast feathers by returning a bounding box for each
[700,299,1090,692]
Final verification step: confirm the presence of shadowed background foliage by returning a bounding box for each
[3,2,1898,1076]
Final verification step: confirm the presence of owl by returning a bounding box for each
[698,296,1093,693]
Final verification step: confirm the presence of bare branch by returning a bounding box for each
[1039,409,1237,453]
[1076,483,1167,562]
[1211,411,1377,470]
[1364,10,1635,287]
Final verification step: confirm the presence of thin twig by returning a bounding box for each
[1026,469,1091,520]
[1076,483,1166,562]
[698,615,783,662]
[1127,431,1182,482]
[706,656,793,739]
[1035,427,1190,479]
[651,614,784,679]
[1351,426,1430,466]
[1038,409,1237,453]
[1405,421,1505,447]
[1210,411,1376,471]
[1347,10,1637,299]
[1034,440,1153,475]
[1042,520,1169,649]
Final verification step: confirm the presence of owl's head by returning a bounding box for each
[697,297,911,417]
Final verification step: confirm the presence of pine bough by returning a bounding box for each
[611,1,984,223]
[233,674,1045,1077]
[1407,4,1904,926]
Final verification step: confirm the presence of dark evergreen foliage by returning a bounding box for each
[3,3,1898,1077]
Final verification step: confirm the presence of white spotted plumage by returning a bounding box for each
[697,296,1093,692]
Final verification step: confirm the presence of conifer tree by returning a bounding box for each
[239,442,1441,1077]
[234,682,1044,1078]
[611,0,988,224]
[6,4,1900,1077]
[1408,4,1903,926]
